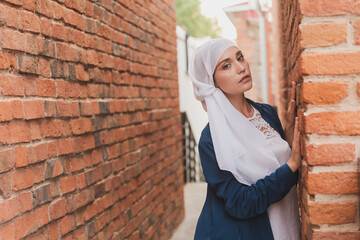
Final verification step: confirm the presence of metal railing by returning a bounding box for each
[181,112,204,183]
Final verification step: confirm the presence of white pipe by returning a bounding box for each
[254,0,269,103]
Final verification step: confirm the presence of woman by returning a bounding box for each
[189,38,301,240]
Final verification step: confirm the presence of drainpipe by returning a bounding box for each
[185,32,190,72]
[254,0,269,103]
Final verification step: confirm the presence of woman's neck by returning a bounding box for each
[225,93,253,118]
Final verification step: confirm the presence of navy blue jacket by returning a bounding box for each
[194,98,298,240]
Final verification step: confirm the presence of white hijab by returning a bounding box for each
[189,38,300,240]
[189,38,280,185]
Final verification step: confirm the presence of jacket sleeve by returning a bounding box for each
[199,128,298,220]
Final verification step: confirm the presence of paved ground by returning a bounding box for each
[170,182,207,240]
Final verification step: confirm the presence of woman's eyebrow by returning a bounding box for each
[216,58,230,68]
[216,51,242,69]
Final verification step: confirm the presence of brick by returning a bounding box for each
[301,52,360,75]
[56,101,80,117]
[41,120,62,138]
[50,198,66,220]
[35,0,53,18]
[3,0,21,5]
[23,0,35,11]
[307,171,359,194]
[24,227,49,240]
[74,190,89,209]
[11,100,24,119]
[72,227,86,239]
[84,203,97,221]
[37,205,49,227]
[38,38,55,58]
[0,52,3,70]
[0,101,12,122]
[308,201,357,225]
[75,135,95,152]
[12,168,34,191]
[18,55,39,74]
[60,215,75,236]
[24,77,36,96]
[36,78,56,97]
[306,143,355,166]
[24,100,45,120]
[52,23,68,42]
[49,222,59,240]
[312,231,360,240]
[39,58,51,77]
[299,0,360,16]
[50,2,61,20]
[56,43,80,62]
[0,75,24,96]
[32,184,52,207]
[14,211,38,239]
[302,81,349,105]
[77,172,86,189]
[0,125,10,144]
[68,28,88,47]
[305,111,360,135]
[0,4,18,28]
[0,196,19,223]
[25,33,38,55]
[63,7,85,30]
[0,148,15,173]
[19,10,41,33]
[60,175,77,194]
[358,82,360,97]
[1,28,25,51]
[19,191,33,213]
[30,121,41,140]
[76,64,89,81]
[0,172,12,198]
[15,146,27,168]
[3,52,17,71]
[80,101,93,116]
[58,138,75,155]
[65,195,75,214]
[61,120,72,136]
[27,143,48,164]
[0,223,15,240]
[70,118,85,135]
[45,101,56,117]
[64,0,85,13]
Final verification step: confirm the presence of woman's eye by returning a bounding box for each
[237,55,244,61]
[223,63,230,69]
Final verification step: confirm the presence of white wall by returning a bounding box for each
[176,26,209,143]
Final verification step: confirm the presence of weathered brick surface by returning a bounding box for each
[274,0,360,239]
[0,0,184,239]
[301,81,349,105]
[300,22,347,47]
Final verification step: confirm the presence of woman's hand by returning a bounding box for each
[287,117,300,172]
[284,81,296,147]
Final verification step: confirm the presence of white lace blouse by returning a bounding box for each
[247,105,301,240]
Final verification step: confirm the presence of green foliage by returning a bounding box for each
[176,0,221,38]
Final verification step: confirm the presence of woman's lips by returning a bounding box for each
[239,75,250,83]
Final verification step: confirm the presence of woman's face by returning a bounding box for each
[213,46,252,97]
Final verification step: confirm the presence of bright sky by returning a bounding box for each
[199,0,247,40]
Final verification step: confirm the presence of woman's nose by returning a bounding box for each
[235,61,245,73]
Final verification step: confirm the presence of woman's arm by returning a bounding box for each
[199,129,298,220]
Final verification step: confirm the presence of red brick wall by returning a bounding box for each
[274,0,360,239]
[0,0,184,239]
